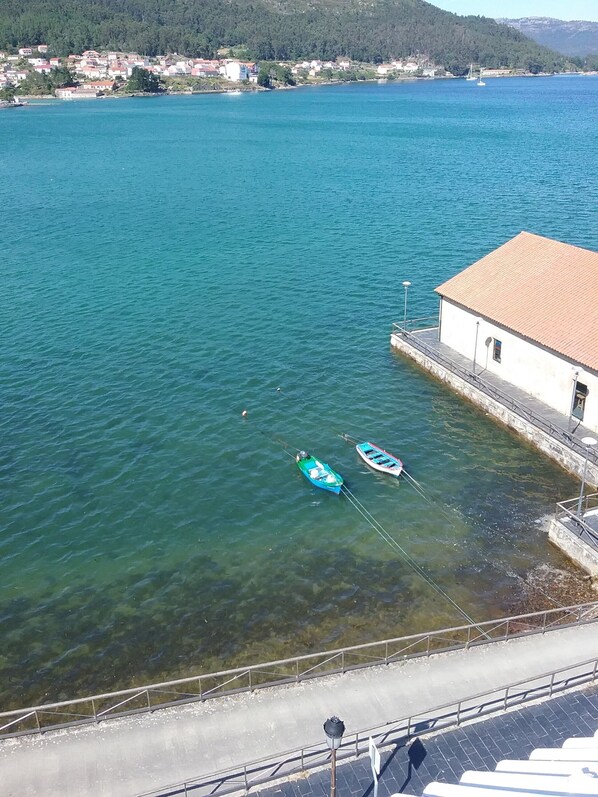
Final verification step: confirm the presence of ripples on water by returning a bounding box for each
[0,77,596,707]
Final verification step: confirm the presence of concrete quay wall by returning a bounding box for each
[390,333,598,489]
[547,516,598,585]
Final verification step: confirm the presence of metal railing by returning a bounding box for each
[556,493,598,550]
[135,654,598,797]
[391,323,598,467]
[2,602,598,740]
[401,315,439,333]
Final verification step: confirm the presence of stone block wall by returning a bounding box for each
[391,333,598,488]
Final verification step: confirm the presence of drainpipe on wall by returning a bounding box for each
[569,368,579,433]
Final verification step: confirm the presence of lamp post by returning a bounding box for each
[324,716,345,797]
[402,281,411,331]
[472,318,481,375]
[577,436,597,516]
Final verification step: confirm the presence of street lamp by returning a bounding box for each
[577,436,597,516]
[402,281,411,330]
[472,318,481,375]
[324,716,345,797]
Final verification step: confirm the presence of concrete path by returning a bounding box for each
[255,684,598,797]
[2,623,598,796]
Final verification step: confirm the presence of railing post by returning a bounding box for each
[248,669,252,692]
[35,711,41,733]
[198,676,203,700]
[426,634,430,657]
[466,626,471,649]
[503,687,509,711]
[341,650,345,674]
[146,689,151,710]
[549,672,555,696]
[296,659,300,683]
[244,765,248,791]
[456,702,461,726]
[543,610,547,633]
[385,641,388,665]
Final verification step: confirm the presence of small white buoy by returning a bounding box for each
[242,409,248,418]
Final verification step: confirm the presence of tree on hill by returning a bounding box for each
[16,66,78,95]
[50,66,77,87]
[0,0,572,73]
[124,67,163,93]
[0,84,16,101]
[258,61,295,87]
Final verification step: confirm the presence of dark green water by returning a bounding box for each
[1,77,596,708]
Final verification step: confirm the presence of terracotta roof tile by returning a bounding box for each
[435,232,598,372]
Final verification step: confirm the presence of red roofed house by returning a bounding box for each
[83,80,116,92]
[435,231,598,434]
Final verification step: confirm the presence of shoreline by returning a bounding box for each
[11,70,597,104]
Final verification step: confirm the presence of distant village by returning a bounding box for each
[0,44,535,100]
[0,45,470,99]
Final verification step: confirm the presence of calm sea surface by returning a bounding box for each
[1,76,597,708]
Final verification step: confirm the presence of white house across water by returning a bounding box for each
[435,232,598,435]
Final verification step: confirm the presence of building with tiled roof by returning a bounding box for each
[435,232,598,434]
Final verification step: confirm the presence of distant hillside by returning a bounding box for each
[497,17,598,57]
[0,0,570,73]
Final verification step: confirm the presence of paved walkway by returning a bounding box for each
[410,328,598,453]
[1,622,598,796]
[256,684,598,797]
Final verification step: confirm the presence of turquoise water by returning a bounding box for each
[1,77,596,708]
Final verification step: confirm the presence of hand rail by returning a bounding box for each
[555,497,598,550]
[391,323,598,467]
[134,654,598,797]
[2,601,598,739]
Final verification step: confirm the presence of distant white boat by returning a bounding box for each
[225,90,242,96]
[477,69,486,86]
[465,64,476,81]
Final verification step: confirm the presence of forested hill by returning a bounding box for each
[0,0,568,73]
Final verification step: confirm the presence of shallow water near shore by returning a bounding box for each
[1,76,597,708]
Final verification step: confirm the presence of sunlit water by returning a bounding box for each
[1,76,596,708]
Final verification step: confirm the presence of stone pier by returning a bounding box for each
[390,327,598,489]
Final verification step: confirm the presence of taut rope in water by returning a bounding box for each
[341,484,490,638]
[246,400,564,613]
[339,432,462,524]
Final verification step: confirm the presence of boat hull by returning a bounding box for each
[296,455,343,494]
[356,442,403,476]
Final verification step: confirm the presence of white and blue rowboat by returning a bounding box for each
[356,442,403,477]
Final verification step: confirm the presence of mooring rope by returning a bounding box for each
[246,404,564,614]
[341,484,490,637]
[339,432,463,527]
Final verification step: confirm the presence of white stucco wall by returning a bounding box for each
[224,62,249,81]
[439,298,598,434]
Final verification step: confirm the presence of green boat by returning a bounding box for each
[295,451,344,494]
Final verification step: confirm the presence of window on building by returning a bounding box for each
[493,339,502,363]
[572,381,588,421]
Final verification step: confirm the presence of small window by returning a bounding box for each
[493,339,502,363]
[572,381,588,421]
